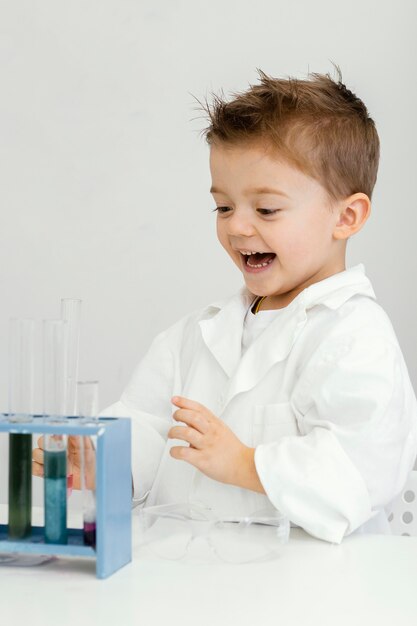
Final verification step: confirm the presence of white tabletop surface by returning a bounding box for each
[1,506,417,626]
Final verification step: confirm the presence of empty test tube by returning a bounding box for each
[77,381,99,422]
[61,299,81,416]
[8,319,35,540]
[43,319,68,419]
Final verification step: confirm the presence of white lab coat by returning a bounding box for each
[102,264,417,544]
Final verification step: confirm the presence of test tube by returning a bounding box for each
[43,320,68,544]
[43,433,67,544]
[43,320,68,419]
[61,299,81,496]
[8,319,35,540]
[60,299,81,416]
[78,381,99,547]
[77,380,99,422]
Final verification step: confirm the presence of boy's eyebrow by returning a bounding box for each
[210,185,290,198]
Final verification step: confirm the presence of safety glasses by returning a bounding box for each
[137,502,290,563]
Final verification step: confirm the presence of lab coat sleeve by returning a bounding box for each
[254,325,417,544]
[100,324,181,502]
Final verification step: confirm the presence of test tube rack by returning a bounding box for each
[0,415,131,579]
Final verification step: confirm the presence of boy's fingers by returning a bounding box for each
[32,461,44,477]
[68,435,80,452]
[172,396,205,411]
[83,436,95,450]
[172,397,217,422]
[37,435,45,450]
[68,435,95,453]
[168,425,205,448]
[172,409,210,434]
[32,448,44,464]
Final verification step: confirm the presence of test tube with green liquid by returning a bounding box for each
[8,319,36,540]
[43,319,68,544]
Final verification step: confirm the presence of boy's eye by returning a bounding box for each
[212,207,280,215]
[257,209,281,215]
[212,206,231,214]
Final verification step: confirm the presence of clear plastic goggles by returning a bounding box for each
[138,502,290,563]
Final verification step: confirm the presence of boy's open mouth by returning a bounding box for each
[241,252,276,268]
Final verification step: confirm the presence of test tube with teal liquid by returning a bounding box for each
[8,319,35,540]
[43,433,67,544]
[43,319,68,544]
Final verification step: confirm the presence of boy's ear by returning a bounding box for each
[333,193,371,240]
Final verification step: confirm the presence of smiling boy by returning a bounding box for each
[210,142,369,310]
[33,67,417,543]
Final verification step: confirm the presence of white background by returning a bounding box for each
[0,0,416,501]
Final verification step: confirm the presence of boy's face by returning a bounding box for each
[209,142,347,308]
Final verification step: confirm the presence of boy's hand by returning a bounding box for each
[168,396,265,493]
[32,435,96,490]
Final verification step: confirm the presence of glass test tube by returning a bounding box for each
[61,299,81,496]
[43,320,68,544]
[8,319,35,540]
[77,381,99,421]
[43,320,68,418]
[78,381,99,548]
[61,299,81,416]
[43,433,67,544]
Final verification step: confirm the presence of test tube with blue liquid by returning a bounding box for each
[77,380,99,548]
[43,432,67,544]
[43,319,68,544]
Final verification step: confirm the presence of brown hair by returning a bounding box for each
[196,64,380,203]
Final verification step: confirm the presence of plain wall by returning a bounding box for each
[0,0,416,504]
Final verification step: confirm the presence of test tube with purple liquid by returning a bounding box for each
[78,380,99,548]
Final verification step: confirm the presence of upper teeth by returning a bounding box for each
[241,250,263,255]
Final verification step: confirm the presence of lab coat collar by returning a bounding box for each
[198,264,376,397]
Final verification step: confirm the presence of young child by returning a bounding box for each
[33,67,417,544]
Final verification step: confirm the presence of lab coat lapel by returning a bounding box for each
[198,285,307,400]
[198,286,253,378]
[198,264,376,406]
[224,302,308,404]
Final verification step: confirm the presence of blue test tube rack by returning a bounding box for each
[0,415,131,579]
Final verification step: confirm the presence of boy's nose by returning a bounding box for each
[224,210,257,236]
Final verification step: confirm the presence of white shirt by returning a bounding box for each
[242,302,286,355]
[102,264,417,544]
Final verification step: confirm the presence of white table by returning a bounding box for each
[1,506,417,626]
